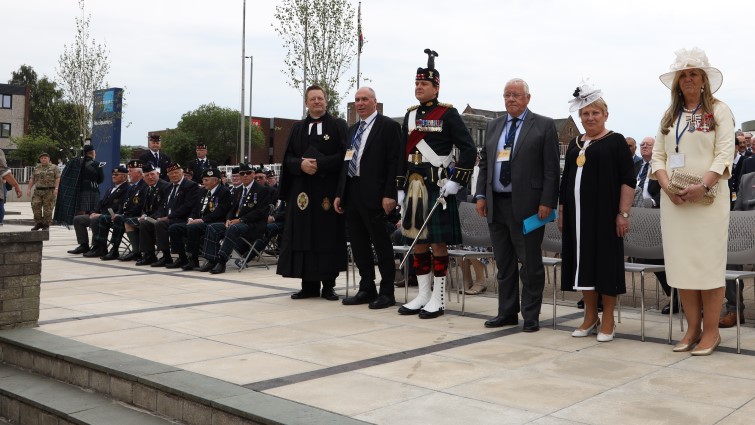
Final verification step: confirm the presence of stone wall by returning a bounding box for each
[0,228,47,329]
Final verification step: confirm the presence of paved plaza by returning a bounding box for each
[4,201,755,424]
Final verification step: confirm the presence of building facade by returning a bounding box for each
[0,84,30,150]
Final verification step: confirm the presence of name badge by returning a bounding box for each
[344,149,355,161]
[669,153,685,169]
[496,148,511,162]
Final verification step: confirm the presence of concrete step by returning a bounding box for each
[0,363,176,424]
[0,328,369,425]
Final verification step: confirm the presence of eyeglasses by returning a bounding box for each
[238,171,253,176]
[503,93,525,99]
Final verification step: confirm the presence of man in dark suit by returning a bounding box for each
[200,166,273,274]
[129,164,171,263]
[167,168,233,270]
[101,160,147,261]
[68,166,130,257]
[186,142,216,184]
[475,78,560,332]
[140,163,199,266]
[334,87,401,309]
[138,134,172,181]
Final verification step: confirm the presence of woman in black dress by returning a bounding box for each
[558,83,635,342]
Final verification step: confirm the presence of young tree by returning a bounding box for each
[272,0,356,116]
[8,65,80,163]
[56,0,110,140]
[161,103,264,165]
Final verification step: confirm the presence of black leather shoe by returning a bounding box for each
[342,290,377,306]
[31,223,44,231]
[484,315,519,328]
[151,256,172,267]
[398,305,421,315]
[67,245,89,255]
[291,290,319,299]
[135,253,158,266]
[83,246,107,258]
[522,323,540,333]
[577,299,584,309]
[321,288,339,301]
[118,252,140,261]
[182,258,199,271]
[209,262,226,274]
[197,261,217,272]
[101,249,119,261]
[419,307,444,319]
[165,257,188,269]
[369,295,396,310]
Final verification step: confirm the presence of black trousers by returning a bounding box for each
[140,219,172,253]
[488,193,545,326]
[345,178,395,296]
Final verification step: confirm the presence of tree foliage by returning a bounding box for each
[272,0,356,116]
[7,134,61,164]
[161,103,264,166]
[56,0,110,139]
[8,65,80,163]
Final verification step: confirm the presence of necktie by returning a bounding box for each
[309,120,321,136]
[237,187,248,215]
[498,117,519,187]
[154,152,159,164]
[348,121,368,177]
[168,184,178,211]
[637,162,649,190]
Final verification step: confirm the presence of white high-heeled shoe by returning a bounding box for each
[597,324,616,342]
[571,319,600,337]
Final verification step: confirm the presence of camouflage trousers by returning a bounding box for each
[31,189,56,225]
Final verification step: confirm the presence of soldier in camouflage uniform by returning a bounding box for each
[28,153,61,230]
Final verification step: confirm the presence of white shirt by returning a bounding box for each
[353,110,378,176]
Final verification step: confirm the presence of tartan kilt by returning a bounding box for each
[123,216,141,227]
[77,191,100,213]
[402,187,462,245]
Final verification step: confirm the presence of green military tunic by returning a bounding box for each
[31,163,60,225]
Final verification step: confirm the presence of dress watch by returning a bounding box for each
[619,211,629,218]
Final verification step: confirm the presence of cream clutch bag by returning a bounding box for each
[667,169,717,205]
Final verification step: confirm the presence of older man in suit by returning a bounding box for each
[140,163,199,266]
[334,87,401,309]
[139,134,172,181]
[475,78,560,332]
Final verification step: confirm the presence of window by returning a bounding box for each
[0,123,10,138]
[0,94,10,109]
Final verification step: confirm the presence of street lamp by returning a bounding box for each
[239,0,247,165]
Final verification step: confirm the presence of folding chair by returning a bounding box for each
[622,207,667,342]
[724,211,755,353]
[542,221,563,330]
[447,202,495,316]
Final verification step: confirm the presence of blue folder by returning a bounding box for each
[523,210,558,235]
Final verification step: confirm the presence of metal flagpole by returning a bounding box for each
[356,1,362,89]
[240,0,247,163]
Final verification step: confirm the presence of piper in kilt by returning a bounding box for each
[398,49,477,319]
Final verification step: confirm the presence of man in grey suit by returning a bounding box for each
[475,78,560,332]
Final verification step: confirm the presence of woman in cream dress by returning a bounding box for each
[651,47,734,355]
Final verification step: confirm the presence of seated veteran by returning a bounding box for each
[68,165,129,257]
[199,164,273,274]
[166,168,233,270]
[102,161,147,261]
[132,164,171,264]
[141,163,199,267]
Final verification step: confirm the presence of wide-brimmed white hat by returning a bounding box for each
[568,79,603,112]
[659,47,723,93]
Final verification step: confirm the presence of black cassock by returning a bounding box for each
[277,113,348,281]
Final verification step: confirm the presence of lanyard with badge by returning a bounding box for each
[344,116,377,161]
[670,103,700,169]
[496,111,527,163]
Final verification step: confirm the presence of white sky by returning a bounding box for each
[5,0,755,147]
